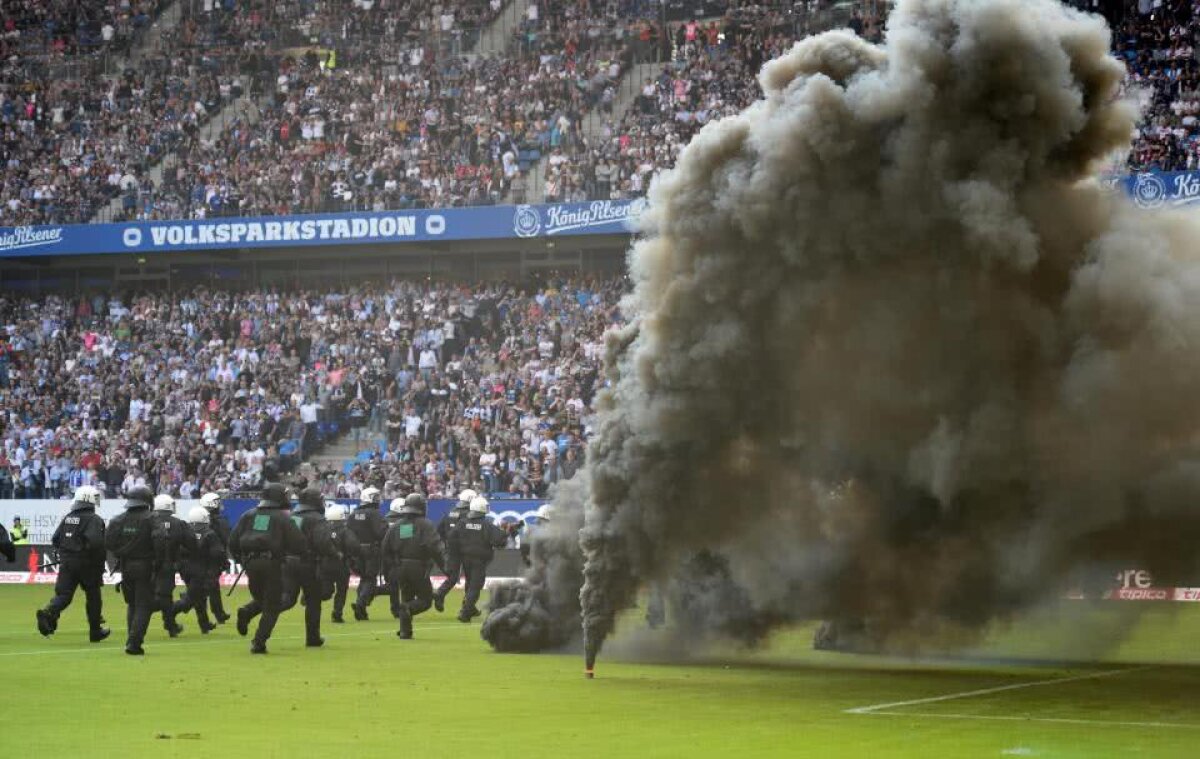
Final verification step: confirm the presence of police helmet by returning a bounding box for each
[153,494,176,513]
[298,488,325,512]
[401,493,427,516]
[360,486,382,506]
[387,498,406,515]
[457,488,477,508]
[200,492,222,512]
[325,504,348,522]
[187,506,210,525]
[259,483,290,509]
[73,485,102,508]
[537,504,553,522]
[125,486,154,509]
[469,496,490,515]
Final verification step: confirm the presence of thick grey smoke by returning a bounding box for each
[483,0,1200,662]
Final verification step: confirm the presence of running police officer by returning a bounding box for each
[279,488,339,647]
[104,486,157,655]
[200,492,232,624]
[229,483,306,654]
[432,488,475,612]
[150,494,195,637]
[323,503,361,623]
[382,496,406,618]
[449,496,507,623]
[172,506,226,634]
[347,486,388,621]
[380,493,444,639]
[36,486,109,642]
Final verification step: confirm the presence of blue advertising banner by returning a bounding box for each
[1116,171,1200,210]
[0,199,646,259]
[3,171,1197,260]
[216,498,545,528]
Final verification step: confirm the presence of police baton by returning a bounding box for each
[226,565,247,597]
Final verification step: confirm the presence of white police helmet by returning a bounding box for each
[537,504,553,522]
[325,504,347,522]
[388,498,405,515]
[200,492,222,511]
[153,494,176,513]
[457,488,477,507]
[186,506,210,525]
[73,485,102,507]
[469,496,489,515]
[360,486,382,505]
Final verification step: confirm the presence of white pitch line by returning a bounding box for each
[861,710,1200,730]
[0,622,476,657]
[845,666,1153,714]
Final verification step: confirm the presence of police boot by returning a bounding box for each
[433,593,445,613]
[331,611,345,623]
[236,607,251,637]
[35,609,56,637]
[125,645,145,656]
[396,606,412,639]
[200,621,218,634]
[90,627,111,643]
[165,622,184,638]
[306,637,325,648]
[352,603,368,621]
[250,640,268,654]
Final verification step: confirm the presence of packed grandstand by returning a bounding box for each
[0,0,1188,502]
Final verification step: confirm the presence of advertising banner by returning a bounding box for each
[0,199,646,258]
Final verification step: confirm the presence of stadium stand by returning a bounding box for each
[0,276,623,501]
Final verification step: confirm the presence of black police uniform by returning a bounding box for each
[432,503,468,612]
[380,495,444,638]
[280,489,339,647]
[326,516,361,623]
[229,484,306,653]
[172,521,226,633]
[205,504,232,624]
[0,523,14,563]
[37,501,109,642]
[151,506,197,636]
[449,511,507,622]
[347,501,388,620]
[104,488,158,654]
[381,509,404,617]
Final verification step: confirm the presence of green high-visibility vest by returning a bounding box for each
[11,525,29,544]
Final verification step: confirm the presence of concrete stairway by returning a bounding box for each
[515,59,661,205]
[475,0,531,58]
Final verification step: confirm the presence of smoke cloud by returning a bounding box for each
[483,0,1200,662]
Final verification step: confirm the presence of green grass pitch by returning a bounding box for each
[4,584,1200,757]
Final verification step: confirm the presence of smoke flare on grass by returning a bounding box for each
[483,0,1200,661]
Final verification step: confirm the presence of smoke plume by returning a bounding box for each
[483,0,1200,661]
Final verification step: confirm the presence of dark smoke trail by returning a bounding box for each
[484,0,1200,663]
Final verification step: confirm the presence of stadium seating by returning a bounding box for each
[0,277,621,501]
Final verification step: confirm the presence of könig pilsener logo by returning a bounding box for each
[513,205,542,237]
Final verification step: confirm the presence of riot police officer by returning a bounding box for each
[200,492,232,624]
[380,494,444,639]
[432,488,475,612]
[382,497,407,618]
[229,483,306,654]
[347,486,388,621]
[279,488,339,647]
[150,494,195,637]
[324,504,361,623]
[449,496,507,623]
[104,486,157,655]
[0,522,13,563]
[36,486,109,642]
[172,507,226,634]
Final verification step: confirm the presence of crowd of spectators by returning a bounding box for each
[118,0,669,220]
[0,275,624,502]
[1116,0,1200,172]
[0,1,275,226]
